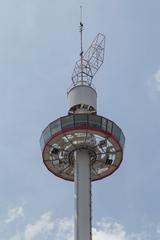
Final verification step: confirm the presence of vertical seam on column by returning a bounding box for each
[76,150,79,240]
[90,156,92,240]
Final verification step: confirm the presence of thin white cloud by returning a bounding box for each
[156,224,160,234]
[148,67,160,94]
[51,217,160,240]
[93,219,126,240]
[3,212,160,240]
[5,206,24,224]
[9,233,21,240]
[153,67,160,92]
[24,212,54,240]
[55,217,74,240]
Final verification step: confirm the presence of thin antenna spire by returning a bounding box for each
[80,5,83,23]
[80,6,83,84]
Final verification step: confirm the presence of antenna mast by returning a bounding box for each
[80,6,83,84]
[71,18,105,88]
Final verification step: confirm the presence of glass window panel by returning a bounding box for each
[50,119,61,135]
[75,114,88,126]
[61,115,74,129]
[40,135,45,151]
[107,120,112,133]
[112,123,121,141]
[120,132,125,148]
[102,118,107,131]
[88,115,101,128]
[43,126,51,143]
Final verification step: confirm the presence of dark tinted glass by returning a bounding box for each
[50,119,61,135]
[102,118,107,131]
[88,115,101,128]
[107,120,112,133]
[40,135,45,151]
[120,132,125,148]
[43,126,51,143]
[61,115,74,129]
[75,114,88,126]
[112,123,121,141]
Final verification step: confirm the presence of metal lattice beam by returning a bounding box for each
[72,33,105,86]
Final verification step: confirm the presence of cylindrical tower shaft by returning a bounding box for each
[40,24,125,240]
[74,150,91,240]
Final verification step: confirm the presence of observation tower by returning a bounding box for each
[40,19,125,240]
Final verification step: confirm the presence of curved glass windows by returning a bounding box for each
[120,132,125,148]
[107,120,112,133]
[61,115,74,129]
[102,117,107,131]
[43,126,51,143]
[112,123,121,141]
[88,115,101,128]
[40,135,45,151]
[75,114,88,126]
[41,114,125,152]
[50,119,61,135]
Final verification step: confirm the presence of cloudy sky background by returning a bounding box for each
[0,0,160,239]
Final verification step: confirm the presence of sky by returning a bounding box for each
[0,0,160,239]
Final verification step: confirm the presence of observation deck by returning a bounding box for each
[40,114,125,181]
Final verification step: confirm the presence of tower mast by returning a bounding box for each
[40,16,125,240]
[80,6,83,84]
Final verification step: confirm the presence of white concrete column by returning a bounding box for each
[74,150,92,240]
[67,85,97,114]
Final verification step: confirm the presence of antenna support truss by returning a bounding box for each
[72,33,105,87]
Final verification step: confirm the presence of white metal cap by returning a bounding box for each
[67,85,97,114]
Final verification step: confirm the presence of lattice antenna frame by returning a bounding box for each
[71,33,106,87]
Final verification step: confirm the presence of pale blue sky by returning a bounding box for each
[0,1,160,239]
